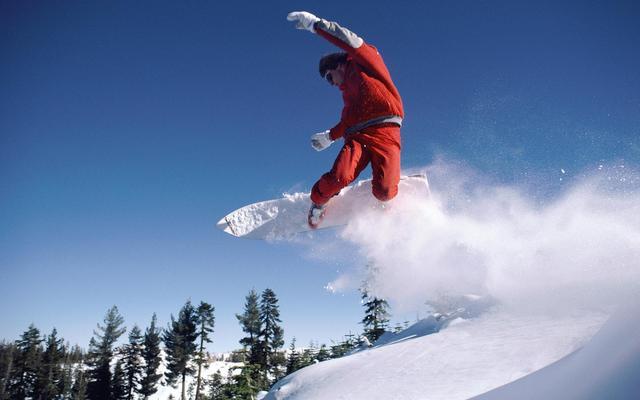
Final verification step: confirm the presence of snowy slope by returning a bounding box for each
[263,308,606,400]
[474,302,640,400]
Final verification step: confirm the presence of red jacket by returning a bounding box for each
[315,19,404,141]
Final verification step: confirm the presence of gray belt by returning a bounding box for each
[344,115,403,135]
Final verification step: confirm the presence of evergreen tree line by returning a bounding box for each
[0,327,84,400]
[1,286,395,400]
[0,301,204,400]
[220,287,394,398]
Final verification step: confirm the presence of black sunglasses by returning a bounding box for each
[324,70,334,85]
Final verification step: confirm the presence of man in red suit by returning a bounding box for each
[287,11,404,228]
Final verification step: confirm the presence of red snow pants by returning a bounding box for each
[310,124,401,206]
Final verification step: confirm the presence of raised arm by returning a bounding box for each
[287,12,399,103]
[313,19,364,53]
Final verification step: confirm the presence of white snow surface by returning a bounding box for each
[475,301,640,399]
[264,308,606,400]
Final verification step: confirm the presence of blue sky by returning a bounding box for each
[1,0,639,352]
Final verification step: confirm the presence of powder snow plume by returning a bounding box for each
[326,159,640,314]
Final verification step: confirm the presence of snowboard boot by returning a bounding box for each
[307,203,326,229]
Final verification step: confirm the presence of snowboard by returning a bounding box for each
[216,174,430,240]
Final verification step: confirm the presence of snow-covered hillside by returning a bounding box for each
[263,306,607,400]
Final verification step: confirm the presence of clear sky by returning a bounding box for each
[1,0,639,352]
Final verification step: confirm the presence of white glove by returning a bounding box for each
[287,11,320,33]
[311,130,333,151]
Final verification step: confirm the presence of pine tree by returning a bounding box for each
[316,344,331,362]
[284,338,317,375]
[61,343,85,399]
[138,314,162,400]
[329,341,345,359]
[59,348,75,400]
[187,381,197,400]
[71,368,87,400]
[329,332,359,359]
[163,300,198,400]
[121,325,143,400]
[236,290,261,367]
[299,343,318,370]
[284,338,300,375]
[361,290,390,343]
[8,324,43,399]
[195,302,215,400]
[226,365,258,400]
[0,341,17,400]
[67,344,85,364]
[205,371,226,400]
[258,289,284,387]
[236,289,264,393]
[111,360,126,400]
[86,306,126,400]
[36,328,65,399]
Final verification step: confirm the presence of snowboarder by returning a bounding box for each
[287,11,404,228]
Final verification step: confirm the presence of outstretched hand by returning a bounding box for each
[287,11,320,33]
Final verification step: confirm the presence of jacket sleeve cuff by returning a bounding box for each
[329,122,346,141]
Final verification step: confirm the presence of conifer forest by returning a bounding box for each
[1,288,395,400]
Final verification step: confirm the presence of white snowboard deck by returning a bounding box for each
[217,174,430,240]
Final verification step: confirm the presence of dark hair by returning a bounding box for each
[319,52,348,78]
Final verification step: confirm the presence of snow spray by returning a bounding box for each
[327,159,640,315]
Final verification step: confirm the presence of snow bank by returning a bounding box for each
[473,301,640,399]
[264,309,606,400]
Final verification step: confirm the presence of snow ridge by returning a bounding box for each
[264,307,606,400]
